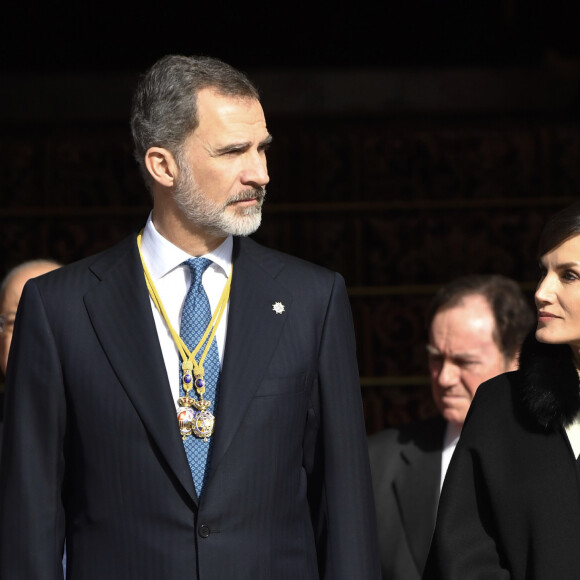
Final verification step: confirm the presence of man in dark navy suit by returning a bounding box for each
[0,55,380,580]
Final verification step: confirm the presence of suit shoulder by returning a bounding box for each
[368,426,400,453]
[468,372,515,413]
[27,234,139,293]
[460,371,517,440]
[368,415,445,460]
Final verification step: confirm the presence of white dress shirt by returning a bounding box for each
[440,421,462,491]
[565,412,580,460]
[139,213,232,407]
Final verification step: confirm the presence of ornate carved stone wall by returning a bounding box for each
[258,115,579,433]
[1,69,579,434]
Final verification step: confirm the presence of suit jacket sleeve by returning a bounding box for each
[307,272,381,579]
[0,280,67,580]
[422,383,511,580]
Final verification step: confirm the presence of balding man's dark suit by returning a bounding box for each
[368,415,446,580]
[0,233,380,580]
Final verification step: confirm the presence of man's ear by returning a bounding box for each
[144,147,179,188]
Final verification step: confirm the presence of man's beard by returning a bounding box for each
[173,164,266,238]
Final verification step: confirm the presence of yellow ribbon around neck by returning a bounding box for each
[136,230,232,379]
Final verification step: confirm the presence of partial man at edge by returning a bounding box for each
[0,259,62,442]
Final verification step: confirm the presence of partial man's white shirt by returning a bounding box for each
[440,421,462,491]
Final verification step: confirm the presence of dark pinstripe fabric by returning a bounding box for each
[0,234,380,580]
[368,415,445,580]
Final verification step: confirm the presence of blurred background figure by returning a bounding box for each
[0,260,62,437]
[368,274,534,580]
[0,258,63,576]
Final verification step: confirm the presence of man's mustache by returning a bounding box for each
[226,187,267,206]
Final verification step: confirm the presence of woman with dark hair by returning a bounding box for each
[423,201,580,580]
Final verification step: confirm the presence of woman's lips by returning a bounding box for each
[537,311,559,321]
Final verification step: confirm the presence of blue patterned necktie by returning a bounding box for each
[179,257,220,496]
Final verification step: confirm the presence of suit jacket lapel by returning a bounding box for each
[83,236,198,504]
[205,237,292,482]
[394,417,446,573]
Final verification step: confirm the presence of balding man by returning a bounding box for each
[0,259,64,575]
[0,259,62,442]
[0,260,62,377]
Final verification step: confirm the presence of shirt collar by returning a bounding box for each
[140,213,233,280]
[443,420,462,450]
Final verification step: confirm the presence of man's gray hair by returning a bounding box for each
[130,54,261,188]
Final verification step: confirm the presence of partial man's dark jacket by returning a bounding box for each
[368,415,446,580]
[0,232,380,580]
[423,332,580,580]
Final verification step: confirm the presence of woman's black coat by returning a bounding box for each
[423,333,580,580]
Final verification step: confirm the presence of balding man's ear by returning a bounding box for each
[144,147,178,188]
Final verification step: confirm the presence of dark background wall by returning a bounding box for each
[1,0,580,433]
